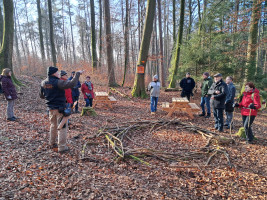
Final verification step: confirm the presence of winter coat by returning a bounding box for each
[60,78,73,104]
[239,88,261,116]
[68,76,81,97]
[0,75,17,100]
[225,82,236,112]
[201,77,213,97]
[81,82,95,99]
[40,73,80,109]
[208,79,228,109]
[148,81,160,97]
[180,77,195,93]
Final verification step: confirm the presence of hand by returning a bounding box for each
[7,95,12,100]
[234,103,239,107]
[249,103,256,109]
[211,96,214,100]
[77,70,84,74]
[215,90,220,94]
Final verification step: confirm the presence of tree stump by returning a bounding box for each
[81,107,97,116]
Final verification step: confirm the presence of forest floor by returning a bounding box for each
[0,75,266,199]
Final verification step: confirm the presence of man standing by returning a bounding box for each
[179,72,195,101]
[199,72,213,118]
[224,76,236,129]
[40,66,83,153]
[209,73,228,132]
[68,71,81,113]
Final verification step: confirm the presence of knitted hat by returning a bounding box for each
[60,70,67,76]
[186,72,190,75]
[47,66,58,76]
[153,75,158,80]
[203,72,209,77]
[86,76,91,79]
[1,68,11,76]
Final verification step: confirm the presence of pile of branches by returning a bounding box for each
[82,119,235,167]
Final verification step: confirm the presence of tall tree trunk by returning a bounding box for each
[0,6,3,46]
[187,0,193,40]
[48,0,57,66]
[172,0,176,42]
[104,0,117,86]
[169,0,185,88]
[131,0,156,98]
[157,0,165,87]
[37,0,46,65]
[14,10,21,71]
[0,0,20,85]
[98,0,102,68]
[244,0,261,83]
[67,0,76,64]
[122,0,129,87]
[90,0,98,71]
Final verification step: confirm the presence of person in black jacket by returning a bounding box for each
[179,72,195,101]
[68,71,81,113]
[208,73,228,132]
[40,66,83,153]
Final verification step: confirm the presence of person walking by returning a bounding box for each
[224,76,236,129]
[179,72,195,101]
[234,82,261,144]
[81,76,94,107]
[199,72,213,118]
[0,68,18,121]
[208,73,228,132]
[68,71,81,113]
[40,66,83,153]
[148,75,160,115]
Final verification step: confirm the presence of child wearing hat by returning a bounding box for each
[148,75,160,115]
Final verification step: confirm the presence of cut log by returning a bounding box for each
[81,107,97,116]
[164,88,181,92]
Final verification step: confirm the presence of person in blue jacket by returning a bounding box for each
[68,71,81,113]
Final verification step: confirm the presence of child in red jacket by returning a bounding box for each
[234,82,261,143]
[81,76,94,107]
[60,71,73,106]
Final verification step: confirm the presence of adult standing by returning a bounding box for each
[234,82,261,144]
[179,72,195,101]
[0,68,18,121]
[81,76,95,107]
[68,71,81,113]
[199,72,213,118]
[40,66,83,153]
[148,75,160,115]
[224,76,236,129]
[60,71,73,106]
[208,73,228,132]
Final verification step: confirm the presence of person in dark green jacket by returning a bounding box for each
[199,72,213,118]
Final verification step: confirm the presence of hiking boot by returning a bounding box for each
[205,114,211,118]
[7,118,16,121]
[199,113,205,117]
[58,146,70,153]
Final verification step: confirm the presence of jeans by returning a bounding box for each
[85,98,93,107]
[150,96,158,112]
[72,96,79,111]
[225,111,233,127]
[213,108,224,131]
[7,100,15,119]
[242,115,255,141]
[200,96,211,114]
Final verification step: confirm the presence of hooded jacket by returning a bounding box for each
[148,81,161,97]
[0,69,17,100]
[180,77,195,93]
[201,77,213,97]
[239,88,261,116]
[81,81,95,99]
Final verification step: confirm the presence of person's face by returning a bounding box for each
[54,71,60,78]
[153,78,158,82]
[8,71,12,76]
[245,85,252,92]
[86,78,90,82]
[226,77,232,84]
[214,76,222,82]
[203,75,208,79]
[186,74,190,78]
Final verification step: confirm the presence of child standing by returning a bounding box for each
[148,75,160,115]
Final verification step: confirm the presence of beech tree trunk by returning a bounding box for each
[48,0,57,66]
[90,0,98,71]
[37,0,46,65]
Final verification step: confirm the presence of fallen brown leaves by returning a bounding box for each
[0,75,266,199]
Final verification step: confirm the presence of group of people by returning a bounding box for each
[148,72,261,144]
[0,67,262,153]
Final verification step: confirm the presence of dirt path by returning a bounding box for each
[0,76,266,199]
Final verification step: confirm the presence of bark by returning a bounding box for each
[48,0,57,66]
[244,0,261,83]
[67,0,76,64]
[37,0,46,64]
[98,0,102,68]
[172,0,176,41]
[131,0,156,98]
[14,11,21,70]
[169,0,185,88]
[157,0,165,87]
[0,6,3,46]
[122,0,129,87]
[90,0,98,70]
[104,0,117,86]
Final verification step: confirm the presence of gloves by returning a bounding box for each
[7,95,12,100]
[249,103,256,109]
[234,103,239,107]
